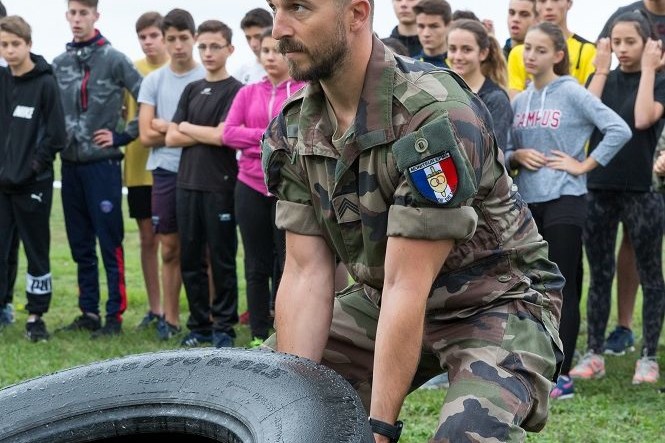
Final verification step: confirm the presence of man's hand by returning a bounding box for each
[92,129,113,148]
[151,118,169,134]
[374,434,390,443]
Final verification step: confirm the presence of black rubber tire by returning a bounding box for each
[0,348,373,443]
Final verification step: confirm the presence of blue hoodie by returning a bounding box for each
[505,75,631,203]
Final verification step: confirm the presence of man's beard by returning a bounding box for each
[277,24,348,81]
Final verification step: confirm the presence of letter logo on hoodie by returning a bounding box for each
[13,105,35,120]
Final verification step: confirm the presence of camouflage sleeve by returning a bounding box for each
[261,114,322,236]
[114,51,143,139]
[388,100,490,241]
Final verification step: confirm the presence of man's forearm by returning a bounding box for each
[370,285,428,425]
[180,122,223,147]
[275,268,334,362]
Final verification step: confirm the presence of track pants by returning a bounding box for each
[0,181,53,315]
[176,187,238,336]
[61,160,127,321]
[1,227,19,305]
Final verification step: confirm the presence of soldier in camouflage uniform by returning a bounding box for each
[263,1,564,441]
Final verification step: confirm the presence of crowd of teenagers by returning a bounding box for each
[2,0,665,415]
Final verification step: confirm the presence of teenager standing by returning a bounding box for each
[506,22,631,399]
[0,15,66,341]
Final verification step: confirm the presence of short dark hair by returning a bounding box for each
[162,8,195,35]
[135,11,163,34]
[197,20,232,44]
[68,0,98,8]
[452,9,480,22]
[0,2,7,19]
[413,0,452,25]
[0,15,32,44]
[240,8,272,30]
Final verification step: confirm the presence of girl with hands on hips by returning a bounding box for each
[570,10,665,388]
[505,22,631,400]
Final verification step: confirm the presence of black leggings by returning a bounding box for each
[529,195,586,374]
[235,181,284,339]
[584,191,665,357]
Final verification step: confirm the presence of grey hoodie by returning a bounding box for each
[52,31,142,163]
[505,75,631,203]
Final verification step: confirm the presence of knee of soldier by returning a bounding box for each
[433,395,528,442]
[434,371,531,442]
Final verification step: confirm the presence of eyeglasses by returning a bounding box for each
[197,43,230,53]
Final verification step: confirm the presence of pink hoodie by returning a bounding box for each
[223,76,306,195]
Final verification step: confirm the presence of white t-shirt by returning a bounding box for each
[137,63,205,173]
[233,58,265,85]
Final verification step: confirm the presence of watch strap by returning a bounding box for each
[368,417,403,442]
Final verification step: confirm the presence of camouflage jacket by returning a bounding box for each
[52,31,142,164]
[262,36,564,322]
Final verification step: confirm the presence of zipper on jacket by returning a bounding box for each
[80,63,90,112]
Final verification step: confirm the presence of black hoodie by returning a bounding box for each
[0,53,65,189]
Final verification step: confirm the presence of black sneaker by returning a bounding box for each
[180,331,213,347]
[91,317,122,338]
[156,317,181,340]
[212,331,235,348]
[26,318,49,342]
[137,311,161,329]
[61,313,101,332]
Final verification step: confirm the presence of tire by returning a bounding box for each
[0,348,373,443]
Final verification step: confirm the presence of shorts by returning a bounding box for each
[127,185,152,220]
[151,168,178,234]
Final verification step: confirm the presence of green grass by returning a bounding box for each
[2,187,665,442]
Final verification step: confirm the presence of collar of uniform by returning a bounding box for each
[295,35,397,159]
[354,35,398,150]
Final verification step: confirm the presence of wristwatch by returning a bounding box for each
[368,417,403,442]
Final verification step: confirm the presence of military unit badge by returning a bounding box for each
[408,152,458,204]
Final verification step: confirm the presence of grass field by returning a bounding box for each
[1,187,665,442]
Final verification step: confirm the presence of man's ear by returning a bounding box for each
[348,0,372,32]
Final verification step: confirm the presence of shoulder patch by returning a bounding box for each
[392,113,477,207]
[408,152,458,203]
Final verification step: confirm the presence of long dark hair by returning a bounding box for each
[610,10,658,43]
[528,22,570,76]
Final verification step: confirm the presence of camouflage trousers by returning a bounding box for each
[265,283,562,442]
